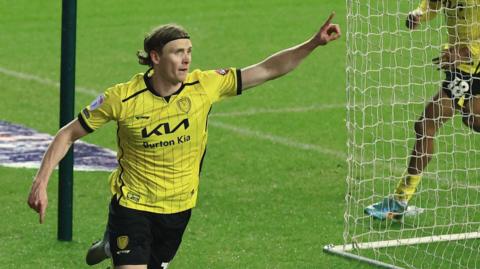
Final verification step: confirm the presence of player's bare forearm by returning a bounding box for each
[34,120,86,182]
[35,130,74,182]
[241,41,317,90]
[27,119,88,223]
[27,130,73,224]
[241,12,341,90]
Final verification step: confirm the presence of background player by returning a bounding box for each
[365,0,480,220]
[27,13,341,269]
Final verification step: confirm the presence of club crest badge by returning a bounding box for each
[177,97,191,113]
[117,235,129,250]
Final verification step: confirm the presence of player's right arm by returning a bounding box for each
[406,0,442,29]
[27,119,88,224]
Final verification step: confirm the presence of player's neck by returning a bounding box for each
[150,72,183,97]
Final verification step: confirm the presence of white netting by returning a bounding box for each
[345,1,480,268]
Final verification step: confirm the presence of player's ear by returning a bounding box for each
[150,50,161,65]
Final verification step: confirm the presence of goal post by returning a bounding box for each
[58,0,77,241]
[326,1,480,268]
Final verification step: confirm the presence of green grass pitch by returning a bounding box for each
[0,1,369,268]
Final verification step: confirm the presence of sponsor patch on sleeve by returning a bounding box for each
[89,94,105,111]
[215,68,230,76]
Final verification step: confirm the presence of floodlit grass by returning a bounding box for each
[7,1,477,268]
[0,1,365,268]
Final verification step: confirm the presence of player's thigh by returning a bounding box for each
[148,209,192,269]
[108,197,152,267]
[417,89,455,131]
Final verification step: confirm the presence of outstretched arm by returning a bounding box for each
[240,12,341,90]
[27,119,88,224]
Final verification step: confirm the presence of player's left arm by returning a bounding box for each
[240,12,341,91]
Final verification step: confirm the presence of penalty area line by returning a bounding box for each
[0,65,348,160]
[0,65,345,117]
[0,66,99,97]
[210,104,345,117]
[209,120,346,159]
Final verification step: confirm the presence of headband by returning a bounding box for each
[164,36,190,45]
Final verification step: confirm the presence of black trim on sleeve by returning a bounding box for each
[77,113,94,133]
[236,69,243,95]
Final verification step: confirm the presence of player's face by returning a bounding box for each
[155,39,192,83]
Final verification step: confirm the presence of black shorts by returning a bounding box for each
[442,69,480,100]
[107,197,191,268]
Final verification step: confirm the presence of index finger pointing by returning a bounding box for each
[322,12,336,28]
[39,205,46,224]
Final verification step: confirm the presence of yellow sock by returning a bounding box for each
[394,174,422,203]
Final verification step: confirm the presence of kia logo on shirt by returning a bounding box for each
[141,119,190,138]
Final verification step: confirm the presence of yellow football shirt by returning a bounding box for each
[78,68,242,213]
[414,0,480,74]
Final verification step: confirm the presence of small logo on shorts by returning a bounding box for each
[117,235,129,250]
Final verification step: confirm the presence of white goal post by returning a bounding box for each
[325,1,480,268]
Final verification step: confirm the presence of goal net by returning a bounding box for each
[325,1,480,268]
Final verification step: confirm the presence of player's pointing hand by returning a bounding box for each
[314,12,341,46]
[27,180,48,224]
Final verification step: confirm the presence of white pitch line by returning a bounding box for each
[2,66,452,182]
[1,66,347,158]
[0,66,99,97]
[0,65,345,116]
[209,121,347,159]
[210,104,345,117]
